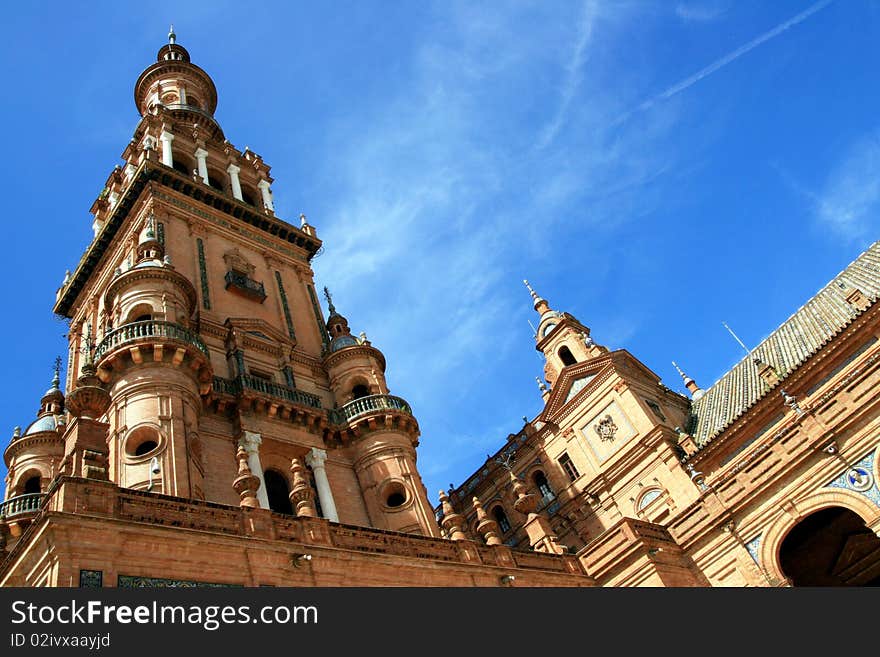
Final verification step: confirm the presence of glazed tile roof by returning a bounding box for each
[691,240,880,449]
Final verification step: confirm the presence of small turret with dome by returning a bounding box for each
[3,360,67,528]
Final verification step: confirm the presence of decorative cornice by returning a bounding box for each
[104,264,198,312]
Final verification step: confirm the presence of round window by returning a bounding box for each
[126,427,161,457]
[381,481,409,509]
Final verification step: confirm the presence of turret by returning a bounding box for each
[322,287,439,536]
[524,279,608,387]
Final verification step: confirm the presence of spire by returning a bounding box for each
[168,24,176,45]
[49,356,61,392]
[523,279,550,314]
[672,361,704,400]
[323,286,337,315]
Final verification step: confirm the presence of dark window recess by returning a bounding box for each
[249,370,272,382]
[559,346,577,366]
[352,384,370,399]
[225,270,267,302]
[533,471,554,499]
[134,441,158,456]
[559,452,580,482]
[263,470,293,515]
[23,476,41,494]
[493,506,511,533]
[79,570,103,588]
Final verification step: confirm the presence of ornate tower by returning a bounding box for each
[524,279,608,388]
[6,30,439,538]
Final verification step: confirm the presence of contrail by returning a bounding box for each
[616,0,835,124]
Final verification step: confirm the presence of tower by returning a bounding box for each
[12,31,438,538]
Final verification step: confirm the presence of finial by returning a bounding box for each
[323,286,336,314]
[144,214,156,240]
[672,360,692,384]
[781,389,805,417]
[523,279,539,301]
[51,356,62,390]
[536,376,548,393]
[168,24,176,45]
[495,451,515,472]
[12,426,21,439]
[299,213,308,227]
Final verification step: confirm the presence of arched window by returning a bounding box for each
[352,384,370,399]
[533,471,554,501]
[172,154,195,178]
[207,170,225,192]
[22,475,41,494]
[492,506,511,533]
[263,469,293,515]
[133,314,152,323]
[559,345,577,366]
[241,189,257,207]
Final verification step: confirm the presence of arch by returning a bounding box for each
[172,152,196,178]
[351,383,370,400]
[778,506,880,585]
[759,488,880,584]
[13,468,46,496]
[124,303,156,324]
[263,469,294,515]
[636,487,664,512]
[206,168,226,193]
[532,470,554,501]
[492,505,511,534]
[558,345,576,367]
[240,187,257,207]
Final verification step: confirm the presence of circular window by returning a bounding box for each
[381,481,409,509]
[126,426,162,458]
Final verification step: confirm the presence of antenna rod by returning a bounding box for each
[722,321,752,358]
[527,319,537,337]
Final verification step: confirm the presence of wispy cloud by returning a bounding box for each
[675,1,728,23]
[535,0,598,150]
[777,132,880,241]
[617,0,834,124]
[310,2,682,494]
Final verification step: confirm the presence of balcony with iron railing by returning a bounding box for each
[212,375,323,409]
[329,394,414,425]
[0,493,45,520]
[224,270,266,302]
[94,320,209,362]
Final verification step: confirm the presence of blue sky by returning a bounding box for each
[2,1,879,504]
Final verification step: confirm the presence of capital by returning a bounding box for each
[194,147,209,159]
[257,179,271,190]
[159,130,175,142]
[238,431,262,453]
[226,163,241,175]
[305,447,327,469]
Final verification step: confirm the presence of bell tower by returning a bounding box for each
[524,279,608,389]
[30,30,439,537]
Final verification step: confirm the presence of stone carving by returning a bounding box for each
[594,415,618,442]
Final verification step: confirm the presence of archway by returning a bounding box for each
[779,506,880,586]
[263,469,293,515]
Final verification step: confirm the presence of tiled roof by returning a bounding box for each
[691,241,880,449]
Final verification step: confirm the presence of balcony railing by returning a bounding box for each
[331,394,414,424]
[212,375,323,409]
[224,270,266,302]
[0,493,45,519]
[95,320,209,361]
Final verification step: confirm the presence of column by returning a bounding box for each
[257,179,274,211]
[305,448,339,522]
[227,163,243,201]
[159,130,175,168]
[238,431,270,510]
[194,148,209,184]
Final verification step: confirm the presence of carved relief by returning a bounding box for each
[593,415,618,443]
[222,247,256,276]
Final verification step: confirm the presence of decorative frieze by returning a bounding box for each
[196,238,210,310]
[275,271,296,340]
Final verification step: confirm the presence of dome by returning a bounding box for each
[329,335,359,353]
[23,414,60,436]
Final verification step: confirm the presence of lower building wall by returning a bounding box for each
[0,477,593,588]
